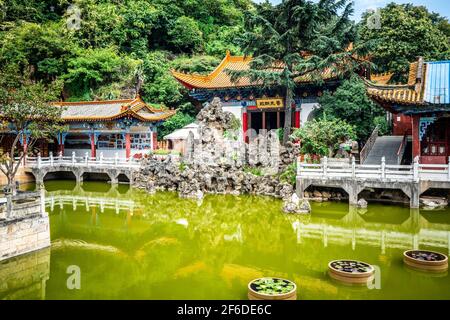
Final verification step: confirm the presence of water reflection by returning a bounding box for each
[1,181,450,299]
[0,248,50,300]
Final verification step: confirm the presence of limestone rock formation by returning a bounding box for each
[357,198,368,208]
[283,193,311,214]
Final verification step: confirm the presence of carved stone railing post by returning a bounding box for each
[351,156,356,178]
[413,156,419,182]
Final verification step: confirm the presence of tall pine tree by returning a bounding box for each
[229,0,370,144]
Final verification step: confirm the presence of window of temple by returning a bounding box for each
[421,118,448,157]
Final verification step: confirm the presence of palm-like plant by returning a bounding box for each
[229,0,371,144]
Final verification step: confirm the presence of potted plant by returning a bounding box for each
[328,260,375,284]
[403,250,448,272]
[248,277,297,300]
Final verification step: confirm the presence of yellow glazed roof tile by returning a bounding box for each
[52,96,175,122]
[171,51,337,89]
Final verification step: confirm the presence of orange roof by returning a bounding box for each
[365,81,425,105]
[365,59,427,106]
[171,51,338,90]
[370,72,393,85]
[52,96,176,122]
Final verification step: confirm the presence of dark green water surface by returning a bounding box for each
[1,180,450,300]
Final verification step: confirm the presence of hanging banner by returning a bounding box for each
[255,98,284,109]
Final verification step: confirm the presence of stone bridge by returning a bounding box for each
[23,153,140,185]
[297,156,450,208]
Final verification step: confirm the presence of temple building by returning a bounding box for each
[366,58,450,164]
[171,51,346,140]
[1,96,175,159]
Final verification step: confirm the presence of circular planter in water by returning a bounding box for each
[248,277,297,300]
[403,250,448,272]
[328,260,375,285]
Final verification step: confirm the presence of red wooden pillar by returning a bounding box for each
[152,132,157,150]
[242,111,248,143]
[59,143,64,155]
[125,133,131,159]
[262,112,266,130]
[412,115,421,161]
[90,133,96,158]
[294,110,301,128]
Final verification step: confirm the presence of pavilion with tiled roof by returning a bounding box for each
[365,57,450,164]
[50,96,175,159]
[171,50,346,141]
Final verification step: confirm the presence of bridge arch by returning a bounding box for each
[117,173,130,184]
[81,172,112,183]
[43,171,77,182]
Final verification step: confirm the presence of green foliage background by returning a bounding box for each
[0,1,450,139]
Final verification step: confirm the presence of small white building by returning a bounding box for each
[164,123,199,155]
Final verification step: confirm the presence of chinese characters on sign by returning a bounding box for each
[256,98,284,109]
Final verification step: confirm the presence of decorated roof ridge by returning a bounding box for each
[363,57,432,106]
[51,98,135,106]
[61,111,176,122]
[171,51,344,90]
[363,78,426,106]
[370,72,394,84]
[171,50,253,81]
[54,96,176,122]
[61,109,176,122]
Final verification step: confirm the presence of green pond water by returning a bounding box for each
[2,180,450,300]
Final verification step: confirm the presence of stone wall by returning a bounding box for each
[0,166,35,186]
[0,247,50,299]
[0,193,50,262]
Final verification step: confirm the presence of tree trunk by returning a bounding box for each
[7,173,17,196]
[282,87,293,145]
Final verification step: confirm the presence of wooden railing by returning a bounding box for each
[359,126,379,165]
[297,156,450,182]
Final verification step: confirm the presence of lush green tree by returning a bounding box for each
[359,3,450,81]
[204,26,244,57]
[63,47,142,100]
[168,16,204,53]
[291,118,356,157]
[140,51,185,107]
[143,73,184,106]
[171,55,221,74]
[0,0,254,114]
[0,0,63,23]
[229,0,366,144]
[70,0,127,48]
[0,67,64,194]
[0,21,74,82]
[157,112,196,140]
[318,76,386,141]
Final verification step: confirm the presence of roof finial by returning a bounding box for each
[226,50,231,57]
